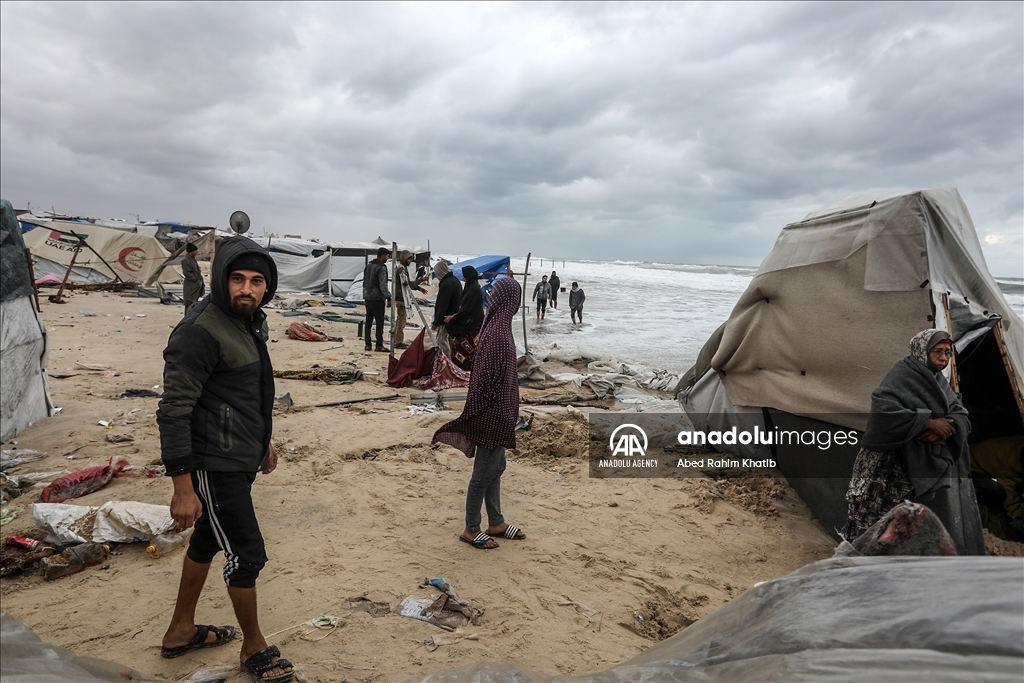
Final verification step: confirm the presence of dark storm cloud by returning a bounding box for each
[1,1,1020,273]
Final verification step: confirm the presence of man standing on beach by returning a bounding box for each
[181,242,204,312]
[549,271,560,309]
[156,237,294,683]
[394,250,426,349]
[532,275,551,321]
[569,282,585,324]
[363,247,392,352]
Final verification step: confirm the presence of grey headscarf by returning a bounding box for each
[433,260,451,279]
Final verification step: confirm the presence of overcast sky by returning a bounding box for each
[1,2,1021,275]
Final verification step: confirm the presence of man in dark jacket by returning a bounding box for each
[156,237,293,682]
[181,242,205,312]
[569,282,585,324]
[362,247,392,351]
[548,271,560,309]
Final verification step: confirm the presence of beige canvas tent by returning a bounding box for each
[678,188,1024,534]
[22,221,181,284]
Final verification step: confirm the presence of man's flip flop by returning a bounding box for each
[459,533,498,549]
[491,525,526,540]
[160,624,236,658]
[241,644,294,683]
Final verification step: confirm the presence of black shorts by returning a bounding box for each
[187,470,267,588]
[537,299,547,312]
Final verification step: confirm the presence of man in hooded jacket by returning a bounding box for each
[156,237,294,682]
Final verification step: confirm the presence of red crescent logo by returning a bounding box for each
[118,247,146,272]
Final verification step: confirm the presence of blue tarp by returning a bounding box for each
[448,255,511,305]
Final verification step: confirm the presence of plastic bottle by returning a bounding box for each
[146,529,192,559]
[42,542,109,581]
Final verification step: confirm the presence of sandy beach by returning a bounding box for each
[5,285,1013,682]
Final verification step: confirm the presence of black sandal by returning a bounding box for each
[160,624,236,658]
[241,644,294,683]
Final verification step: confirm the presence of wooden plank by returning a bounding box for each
[940,293,959,393]
[992,323,1024,422]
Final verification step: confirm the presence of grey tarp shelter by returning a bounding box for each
[1,199,53,441]
[677,188,1024,536]
[410,556,1023,682]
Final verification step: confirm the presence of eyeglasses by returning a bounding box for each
[930,348,954,357]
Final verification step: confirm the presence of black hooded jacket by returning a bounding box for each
[157,237,278,476]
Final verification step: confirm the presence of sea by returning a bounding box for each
[440,254,1024,376]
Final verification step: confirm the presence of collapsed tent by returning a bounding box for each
[413,556,1023,682]
[677,188,1024,535]
[22,221,181,284]
[1,199,53,442]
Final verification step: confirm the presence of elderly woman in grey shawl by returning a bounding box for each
[842,329,985,555]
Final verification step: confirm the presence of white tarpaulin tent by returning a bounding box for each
[22,221,181,284]
[1,200,52,442]
[268,238,429,298]
[677,188,1024,534]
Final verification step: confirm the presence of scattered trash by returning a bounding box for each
[62,445,90,458]
[6,534,41,551]
[42,542,109,581]
[0,506,23,526]
[425,632,478,652]
[274,365,363,384]
[146,528,192,558]
[135,314,146,318]
[399,577,483,631]
[122,316,132,321]
[144,465,166,478]
[0,540,56,576]
[1,449,47,469]
[32,500,177,544]
[74,362,110,371]
[105,433,134,443]
[361,451,378,461]
[314,394,401,408]
[298,613,343,641]
[48,373,81,379]
[115,388,161,398]
[97,420,112,428]
[515,413,534,431]
[41,456,133,503]
[286,321,343,342]
[78,311,97,317]
[702,479,725,500]
[406,404,439,415]
[103,370,121,378]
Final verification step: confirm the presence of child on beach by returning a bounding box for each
[569,282,585,324]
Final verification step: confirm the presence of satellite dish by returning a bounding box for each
[229,211,250,235]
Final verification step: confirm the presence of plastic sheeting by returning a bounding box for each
[0,611,165,682]
[1,200,52,442]
[412,556,1024,683]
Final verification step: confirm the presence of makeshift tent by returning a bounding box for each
[677,188,1024,536]
[269,239,429,299]
[1,199,53,442]
[412,556,1023,682]
[22,221,181,284]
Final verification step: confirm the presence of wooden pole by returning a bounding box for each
[66,231,124,284]
[389,241,397,356]
[50,241,81,303]
[521,253,531,355]
[24,248,41,312]
[940,294,959,393]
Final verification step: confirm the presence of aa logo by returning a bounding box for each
[609,424,647,457]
